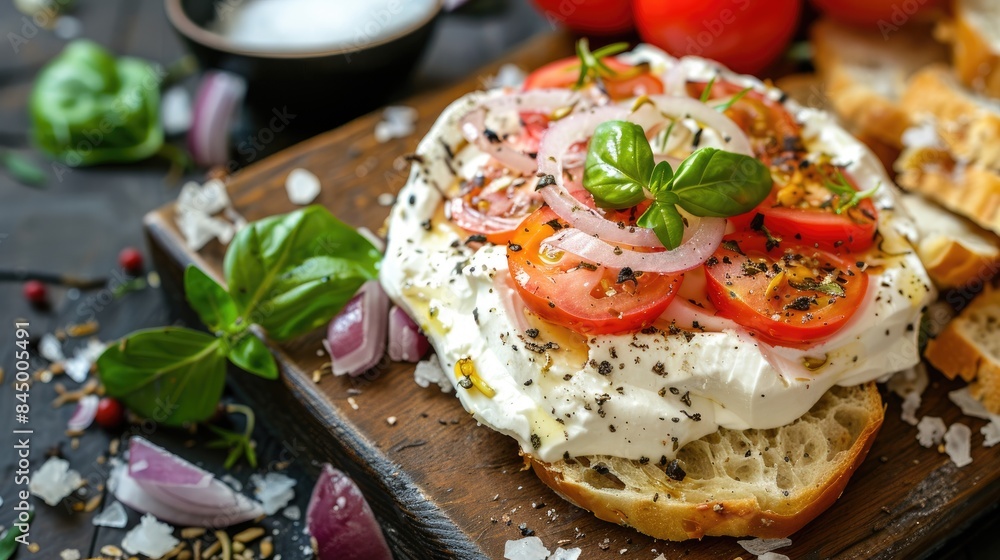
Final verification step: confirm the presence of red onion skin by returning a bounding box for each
[327,280,389,377]
[388,306,429,362]
[307,464,392,560]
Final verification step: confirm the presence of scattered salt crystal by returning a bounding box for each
[178,179,230,215]
[375,106,418,143]
[944,423,973,467]
[92,501,128,528]
[357,226,386,253]
[414,355,453,393]
[59,549,81,560]
[376,193,396,207]
[30,457,83,506]
[983,420,1000,447]
[759,553,791,560]
[161,87,193,136]
[549,549,581,560]
[949,387,994,420]
[221,474,243,491]
[63,339,106,383]
[252,472,297,515]
[282,505,301,521]
[738,537,793,555]
[900,391,921,426]
[54,15,82,39]
[916,416,947,448]
[488,63,527,89]
[39,333,65,363]
[285,168,321,205]
[503,536,549,560]
[121,514,179,558]
[176,210,235,251]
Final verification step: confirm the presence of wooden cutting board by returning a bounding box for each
[144,31,1000,560]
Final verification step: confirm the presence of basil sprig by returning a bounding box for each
[582,120,773,249]
[98,206,380,428]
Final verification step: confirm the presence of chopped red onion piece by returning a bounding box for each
[307,464,392,560]
[112,437,263,527]
[68,394,99,431]
[188,71,246,167]
[327,280,389,377]
[388,306,429,362]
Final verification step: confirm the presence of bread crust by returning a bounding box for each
[920,234,1000,289]
[896,159,1000,235]
[528,383,884,541]
[952,2,1000,98]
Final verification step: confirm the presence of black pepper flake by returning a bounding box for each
[420,219,433,231]
[608,425,616,432]
[483,128,501,143]
[530,433,541,449]
[659,456,667,466]
[745,449,752,458]
[508,242,523,252]
[544,218,563,231]
[473,307,479,324]
[680,391,692,407]
[652,362,666,375]
[536,174,556,190]
[617,266,638,285]
[525,328,539,338]
[596,393,611,405]
[722,256,733,265]
[666,460,686,481]
[564,451,571,460]
[639,456,649,464]
[785,296,817,311]
[653,493,659,502]
[465,234,487,244]
[519,523,535,537]
[524,379,533,386]
[705,256,719,267]
[548,301,556,308]
[597,361,613,375]
[458,376,473,389]
[593,464,610,475]
[692,127,704,148]
[669,387,680,395]
[408,194,416,205]
[722,239,744,255]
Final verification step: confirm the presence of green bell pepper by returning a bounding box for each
[30,40,163,166]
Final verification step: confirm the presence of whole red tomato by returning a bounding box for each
[633,0,801,75]
[810,0,942,28]
[529,0,633,35]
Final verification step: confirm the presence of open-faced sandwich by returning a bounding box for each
[380,42,936,540]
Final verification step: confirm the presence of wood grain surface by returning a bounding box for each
[144,31,1000,560]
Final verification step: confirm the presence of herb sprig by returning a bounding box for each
[822,169,880,214]
[581,120,773,249]
[573,39,633,89]
[98,206,380,436]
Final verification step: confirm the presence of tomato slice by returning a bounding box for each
[703,232,869,346]
[448,171,543,244]
[507,207,682,335]
[524,56,664,101]
[729,167,878,253]
[687,80,801,164]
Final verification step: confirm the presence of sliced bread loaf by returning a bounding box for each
[944,0,1000,98]
[529,383,883,541]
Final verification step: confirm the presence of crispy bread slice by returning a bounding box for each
[895,152,1000,235]
[812,19,948,149]
[925,284,1000,414]
[942,0,1000,98]
[898,193,1000,288]
[529,383,883,541]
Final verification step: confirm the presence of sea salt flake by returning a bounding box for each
[59,549,81,560]
[161,87,193,136]
[54,15,81,39]
[121,514,179,558]
[900,391,921,426]
[39,333,65,362]
[176,209,235,251]
[30,457,83,506]
[982,420,1000,447]
[252,472,297,515]
[548,547,581,560]
[285,168,321,205]
[92,500,128,528]
[375,106,418,143]
[944,423,973,467]
[503,536,549,560]
[738,537,793,555]
[487,63,527,89]
[758,553,791,560]
[221,474,243,491]
[916,416,947,448]
[282,505,301,521]
[414,354,452,393]
[949,387,994,420]
[63,339,106,383]
[888,364,928,399]
[177,179,230,215]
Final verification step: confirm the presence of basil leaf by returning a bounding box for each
[224,205,380,341]
[670,148,772,217]
[637,202,685,250]
[0,510,32,560]
[648,160,674,196]
[97,327,226,426]
[583,121,654,209]
[788,278,846,298]
[184,265,238,333]
[228,333,279,380]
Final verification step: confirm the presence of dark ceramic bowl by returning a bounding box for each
[165,0,441,131]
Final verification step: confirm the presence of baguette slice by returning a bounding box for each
[898,193,1000,288]
[925,284,1000,414]
[947,0,1000,98]
[529,383,883,541]
[812,19,948,149]
[900,65,1000,170]
[895,152,1000,235]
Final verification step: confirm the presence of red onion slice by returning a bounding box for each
[188,71,246,168]
[113,437,264,528]
[388,305,429,362]
[631,95,753,157]
[459,89,584,175]
[67,394,99,431]
[327,280,389,377]
[307,464,392,560]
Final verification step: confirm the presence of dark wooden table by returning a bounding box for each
[1,1,998,559]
